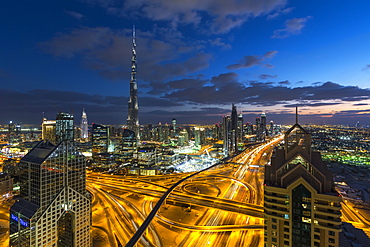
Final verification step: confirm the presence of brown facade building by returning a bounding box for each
[264,121,342,247]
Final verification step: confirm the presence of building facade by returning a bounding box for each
[0,173,13,198]
[264,121,342,247]
[10,140,91,246]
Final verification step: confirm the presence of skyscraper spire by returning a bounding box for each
[127,25,140,142]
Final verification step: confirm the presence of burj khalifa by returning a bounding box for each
[127,26,139,141]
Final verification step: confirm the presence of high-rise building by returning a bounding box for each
[10,140,91,246]
[127,26,139,142]
[222,115,231,155]
[237,113,243,145]
[255,117,261,140]
[56,112,74,143]
[171,118,177,137]
[261,112,267,137]
[264,112,341,247]
[80,108,88,139]
[8,121,20,144]
[42,118,56,143]
[230,104,238,154]
[92,123,110,155]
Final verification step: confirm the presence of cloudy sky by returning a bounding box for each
[1,0,370,126]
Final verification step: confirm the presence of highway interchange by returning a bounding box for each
[88,135,284,247]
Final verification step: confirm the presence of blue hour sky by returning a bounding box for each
[1,0,370,126]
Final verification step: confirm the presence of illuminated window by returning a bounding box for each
[302,217,311,223]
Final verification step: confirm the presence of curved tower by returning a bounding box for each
[127,26,140,142]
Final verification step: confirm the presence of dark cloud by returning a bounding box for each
[259,74,277,80]
[161,79,370,107]
[353,103,368,106]
[278,80,290,85]
[227,51,278,70]
[362,64,370,71]
[211,72,239,86]
[283,102,341,108]
[82,0,288,34]
[272,16,311,38]
[39,27,211,82]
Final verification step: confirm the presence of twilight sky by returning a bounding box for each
[1,0,370,126]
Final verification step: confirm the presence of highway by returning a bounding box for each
[88,135,284,247]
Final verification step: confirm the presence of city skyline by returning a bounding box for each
[1,1,370,125]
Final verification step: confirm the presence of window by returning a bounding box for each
[329,238,335,243]
[302,217,311,223]
[272,224,277,229]
[329,231,335,236]
[303,211,310,217]
[272,218,277,223]
[272,237,277,242]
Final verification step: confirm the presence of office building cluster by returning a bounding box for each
[221,105,281,156]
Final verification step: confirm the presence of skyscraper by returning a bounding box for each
[222,115,231,155]
[10,140,91,246]
[56,112,74,143]
[261,112,267,137]
[127,26,139,142]
[230,104,238,154]
[264,111,341,247]
[171,118,177,137]
[80,108,88,139]
[92,123,110,155]
[42,118,56,143]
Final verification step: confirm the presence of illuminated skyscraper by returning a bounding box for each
[230,104,238,154]
[92,123,110,155]
[264,111,341,247]
[80,108,88,139]
[10,140,91,246]
[127,26,139,142]
[42,118,56,143]
[261,112,267,136]
[237,113,243,145]
[56,112,74,143]
[222,115,231,155]
[171,118,177,137]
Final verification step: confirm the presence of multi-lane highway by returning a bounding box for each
[87,135,284,247]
